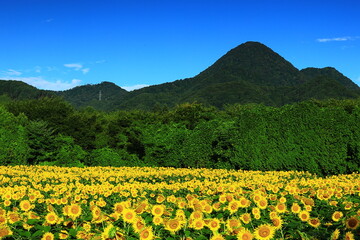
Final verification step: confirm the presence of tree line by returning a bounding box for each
[1,96,360,176]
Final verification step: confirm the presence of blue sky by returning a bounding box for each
[1,0,359,91]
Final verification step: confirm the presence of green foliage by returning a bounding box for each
[52,135,86,167]
[86,147,142,167]
[0,106,29,165]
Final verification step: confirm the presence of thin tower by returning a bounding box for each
[99,90,102,101]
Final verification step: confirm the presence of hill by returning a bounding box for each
[1,41,360,110]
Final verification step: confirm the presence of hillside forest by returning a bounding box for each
[1,96,360,176]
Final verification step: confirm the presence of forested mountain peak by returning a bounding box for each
[195,41,303,87]
[1,41,360,110]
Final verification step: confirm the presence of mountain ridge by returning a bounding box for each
[1,41,360,110]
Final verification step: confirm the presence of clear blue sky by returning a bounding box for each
[1,0,359,91]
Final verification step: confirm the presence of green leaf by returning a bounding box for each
[69,228,77,237]
[19,230,31,237]
[27,219,41,225]
[32,230,43,238]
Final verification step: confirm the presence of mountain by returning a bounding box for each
[1,41,360,110]
[115,41,360,109]
[57,81,128,111]
[0,80,52,99]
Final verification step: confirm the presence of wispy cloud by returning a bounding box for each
[121,84,149,91]
[0,76,81,91]
[317,36,358,42]
[3,69,22,76]
[64,63,83,70]
[44,18,54,23]
[81,68,90,74]
[64,63,90,74]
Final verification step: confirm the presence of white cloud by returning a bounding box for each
[45,18,54,23]
[4,69,22,76]
[0,76,81,91]
[64,63,83,70]
[316,36,358,42]
[81,68,90,74]
[121,84,149,91]
[34,66,42,73]
[64,63,90,74]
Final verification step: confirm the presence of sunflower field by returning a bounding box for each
[0,166,359,240]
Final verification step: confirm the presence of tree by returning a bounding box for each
[0,107,29,165]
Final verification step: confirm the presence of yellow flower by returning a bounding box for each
[210,234,225,240]
[330,229,340,240]
[237,228,253,240]
[0,225,13,238]
[298,210,310,222]
[101,224,116,240]
[191,218,205,230]
[41,232,54,240]
[151,205,165,216]
[59,230,68,239]
[165,219,182,234]
[19,200,33,212]
[308,218,321,228]
[207,218,221,232]
[240,213,251,224]
[331,211,343,222]
[139,226,154,240]
[291,203,301,213]
[344,231,355,240]
[45,212,58,225]
[122,208,137,223]
[345,216,359,230]
[271,216,283,230]
[152,216,163,226]
[253,224,275,240]
[68,204,82,219]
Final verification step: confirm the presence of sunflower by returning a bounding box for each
[330,229,340,240]
[228,201,240,214]
[7,211,20,224]
[192,218,205,230]
[254,224,275,240]
[156,195,165,203]
[257,199,268,210]
[210,234,225,240]
[59,230,69,240]
[101,224,116,239]
[153,216,163,226]
[240,213,251,224]
[291,203,301,213]
[0,215,7,225]
[132,217,145,233]
[308,218,321,228]
[139,226,154,240]
[344,231,355,240]
[298,210,310,222]
[0,225,13,238]
[122,208,137,223]
[41,232,54,240]
[151,205,165,216]
[271,216,283,230]
[45,212,58,225]
[226,218,242,233]
[68,204,82,219]
[19,200,33,212]
[345,216,359,230]
[165,219,182,234]
[237,228,253,240]
[275,203,286,213]
[332,211,343,222]
[239,197,250,208]
[208,218,221,232]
